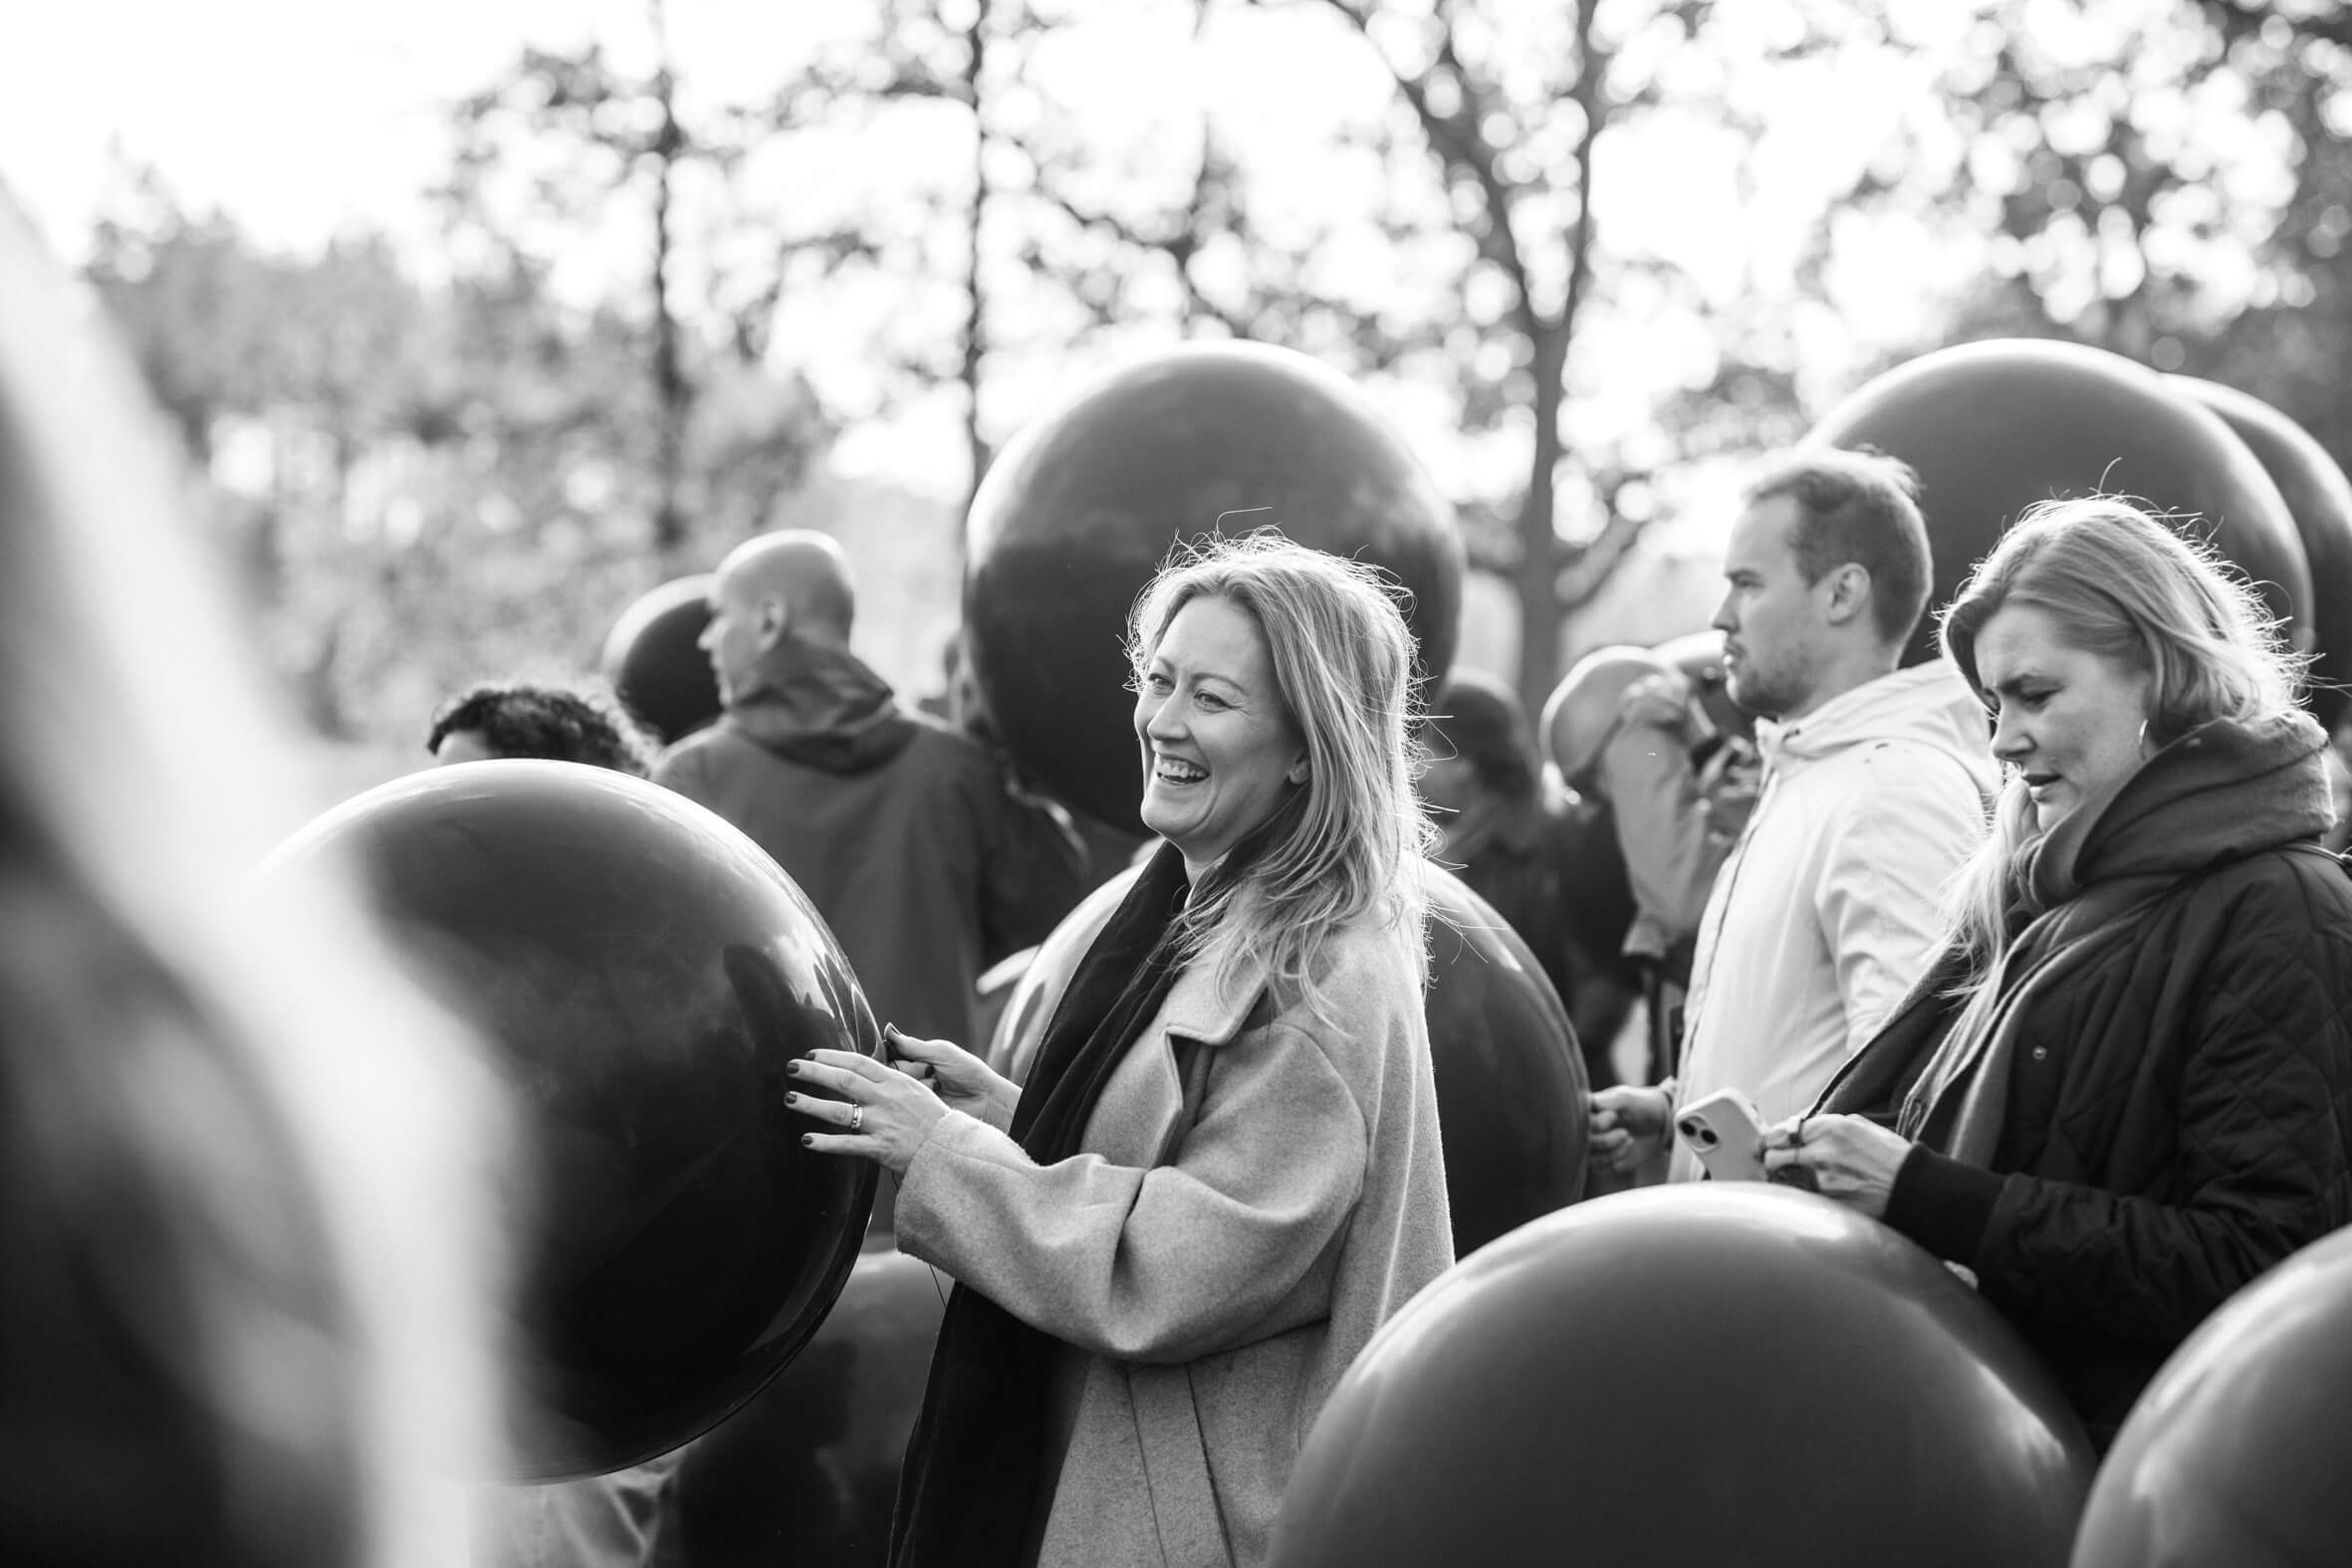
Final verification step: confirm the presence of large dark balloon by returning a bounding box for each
[670,1244,946,1568]
[988,864,1586,1253]
[1806,338,2311,665]
[1271,1186,2094,1568]
[2168,375,2352,729]
[2072,1226,2352,1568]
[964,342,1466,831]
[600,574,720,744]
[1421,872,1590,1240]
[264,762,877,1479]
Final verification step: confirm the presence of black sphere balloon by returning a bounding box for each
[1806,338,2311,665]
[2169,375,2352,729]
[964,342,1466,831]
[1272,1186,2095,1568]
[600,574,720,744]
[264,762,878,1479]
[2072,1226,2352,1568]
[670,1245,946,1568]
[1420,871,1589,1245]
[987,864,1586,1252]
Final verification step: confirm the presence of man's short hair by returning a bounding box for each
[1745,448,1933,649]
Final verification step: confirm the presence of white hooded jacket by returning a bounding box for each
[1669,660,1998,1182]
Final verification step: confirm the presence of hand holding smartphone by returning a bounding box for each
[1674,1088,1769,1183]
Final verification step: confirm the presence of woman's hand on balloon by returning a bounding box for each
[1763,1113,1911,1219]
[787,1048,951,1177]
[883,1024,1019,1129]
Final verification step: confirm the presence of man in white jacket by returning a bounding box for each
[1587,448,1998,1183]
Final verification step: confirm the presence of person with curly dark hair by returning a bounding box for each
[427,682,659,778]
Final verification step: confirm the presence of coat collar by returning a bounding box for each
[1155,935,1273,1049]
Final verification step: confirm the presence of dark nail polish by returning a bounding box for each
[801,1134,814,1148]
[785,1062,801,1076]
[784,1092,799,1106]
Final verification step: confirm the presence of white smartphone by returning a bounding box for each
[1674,1088,1769,1183]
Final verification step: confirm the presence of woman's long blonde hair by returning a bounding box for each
[1127,533,1435,1016]
[1935,495,2302,989]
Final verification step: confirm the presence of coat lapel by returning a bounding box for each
[1090,949,1273,1173]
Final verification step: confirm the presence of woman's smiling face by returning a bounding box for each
[1134,594,1308,877]
[1976,601,2153,831]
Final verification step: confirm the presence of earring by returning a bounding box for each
[2138,719,2150,755]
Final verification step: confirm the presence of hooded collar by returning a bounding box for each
[722,631,919,774]
[1756,661,1994,789]
[2018,709,2333,912]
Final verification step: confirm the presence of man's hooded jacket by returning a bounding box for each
[655,634,1086,1051]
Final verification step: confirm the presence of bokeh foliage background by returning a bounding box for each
[71,0,2352,749]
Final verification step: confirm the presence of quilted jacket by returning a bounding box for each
[1818,711,2352,1446]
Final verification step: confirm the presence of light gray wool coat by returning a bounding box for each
[894,909,1456,1568]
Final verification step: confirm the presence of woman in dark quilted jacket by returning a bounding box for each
[1764,495,2352,1449]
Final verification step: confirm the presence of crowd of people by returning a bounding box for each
[427,441,2352,1552]
[14,172,2352,1568]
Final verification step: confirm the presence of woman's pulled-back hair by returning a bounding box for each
[1127,533,1434,1014]
[1935,495,2304,980]
[0,196,501,1568]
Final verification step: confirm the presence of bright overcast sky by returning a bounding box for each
[1,0,836,259]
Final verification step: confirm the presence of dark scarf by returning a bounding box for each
[889,840,1195,1568]
[1820,710,2335,1129]
[725,631,918,774]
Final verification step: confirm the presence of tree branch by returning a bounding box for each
[1315,0,1538,328]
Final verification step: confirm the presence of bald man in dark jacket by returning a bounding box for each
[655,532,1085,1051]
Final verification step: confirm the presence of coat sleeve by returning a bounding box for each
[891,1011,1376,1365]
[1597,721,1717,957]
[1972,893,2352,1349]
[1812,745,1986,1051]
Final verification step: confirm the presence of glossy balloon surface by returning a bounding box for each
[1806,338,2310,665]
[2168,375,2352,729]
[964,342,1466,830]
[266,762,877,1479]
[600,574,720,744]
[1272,1185,2094,1568]
[1422,873,1591,1242]
[670,1244,946,1567]
[988,864,1587,1253]
[2072,1226,2352,1568]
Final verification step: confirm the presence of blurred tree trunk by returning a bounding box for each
[1320,0,1622,719]
[650,0,691,561]
[959,0,994,531]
